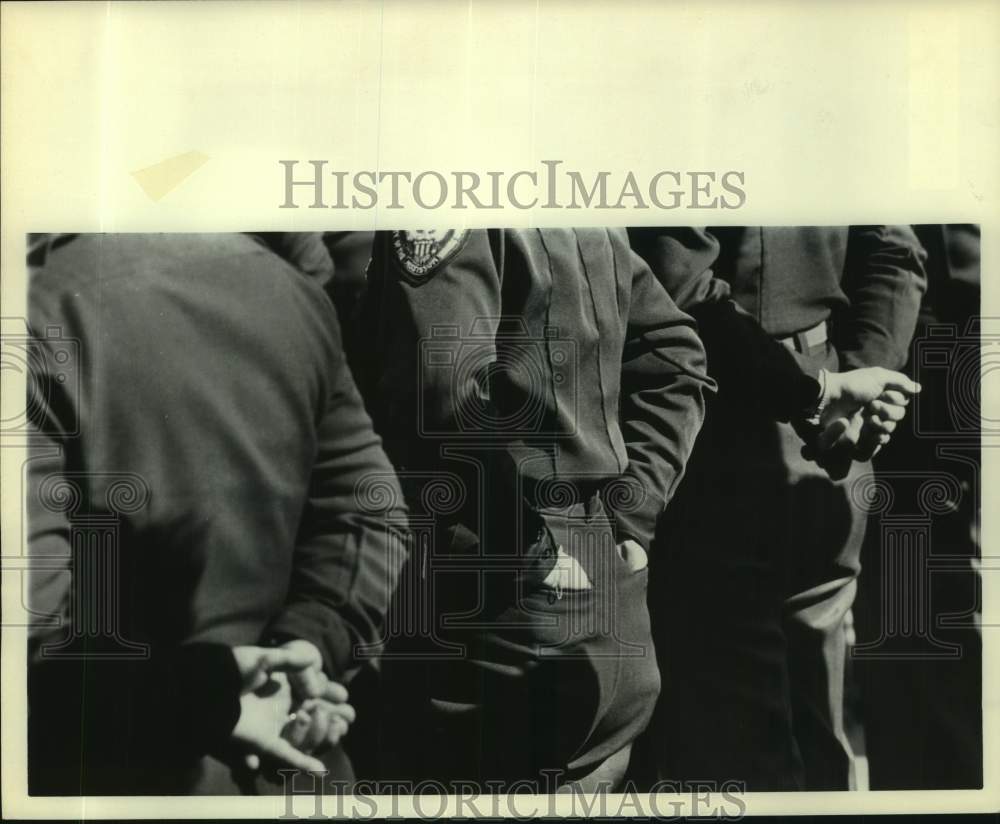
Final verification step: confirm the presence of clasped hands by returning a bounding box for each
[799,366,922,479]
[228,640,354,774]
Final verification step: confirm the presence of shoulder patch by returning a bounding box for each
[391,229,469,284]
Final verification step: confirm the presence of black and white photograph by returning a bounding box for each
[17,226,983,798]
[1,1,997,819]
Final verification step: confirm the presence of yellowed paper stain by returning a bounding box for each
[130,151,209,201]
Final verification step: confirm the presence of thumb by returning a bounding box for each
[258,642,321,674]
[232,646,281,690]
[876,369,921,396]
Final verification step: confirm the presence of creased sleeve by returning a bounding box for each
[608,246,716,549]
[266,325,410,681]
[836,225,928,371]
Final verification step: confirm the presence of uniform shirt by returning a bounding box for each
[356,228,714,550]
[26,233,408,791]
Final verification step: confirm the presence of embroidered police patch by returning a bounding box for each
[391,229,469,284]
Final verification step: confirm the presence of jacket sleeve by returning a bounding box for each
[266,316,409,682]
[608,245,716,549]
[628,227,822,423]
[836,225,928,370]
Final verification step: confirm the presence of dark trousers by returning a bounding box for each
[378,498,660,790]
[636,344,868,791]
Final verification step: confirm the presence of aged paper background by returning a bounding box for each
[2,0,998,818]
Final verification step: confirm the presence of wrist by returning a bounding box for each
[805,369,834,425]
[823,369,842,403]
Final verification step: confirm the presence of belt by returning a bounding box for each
[777,320,828,354]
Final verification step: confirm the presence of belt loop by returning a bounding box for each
[777,320,827,355]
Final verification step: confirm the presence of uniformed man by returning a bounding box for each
[25,233,408,794]
[352,228,714,791]
[629,225,926,791]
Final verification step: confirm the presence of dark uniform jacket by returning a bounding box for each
[629,226,928,423]
[26,233,408,794]
[356,228,714,551]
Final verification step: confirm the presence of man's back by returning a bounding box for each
[27,233,406,795]
[29,233,341,650]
